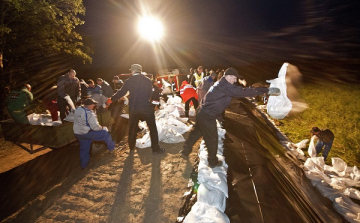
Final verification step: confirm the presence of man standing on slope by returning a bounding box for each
[180,67,280,168]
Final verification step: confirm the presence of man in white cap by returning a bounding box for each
[180,67,280,168]
[111,64,165,155]
[73,98,116,169]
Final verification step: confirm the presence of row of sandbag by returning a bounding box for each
[287,134,360,222]
[304,156,360,222]
[184,123,230,223]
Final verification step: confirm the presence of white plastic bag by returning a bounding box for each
[266,63,292,119]
[308,135,317,158]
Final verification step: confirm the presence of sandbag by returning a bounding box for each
[266,63,292,119]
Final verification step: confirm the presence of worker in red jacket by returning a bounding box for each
[180,80,198,117]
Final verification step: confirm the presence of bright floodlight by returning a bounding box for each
[138,16,164,42]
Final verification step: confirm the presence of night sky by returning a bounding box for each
[77,0,360,80]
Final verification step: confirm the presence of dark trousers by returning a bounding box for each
[58,96,76,122]
[184,97,199,117]
[182,108,219,166]
[128,108,160,152]
[43,100,59,121]
[75,130,115,168]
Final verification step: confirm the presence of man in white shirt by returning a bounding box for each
[73,98,116,169]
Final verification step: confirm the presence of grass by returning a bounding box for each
[276,82,360,167]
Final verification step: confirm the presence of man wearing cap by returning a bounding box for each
[180,67,280,168]
[111,64,165,155]
[310,127,335,160]
[73,98,116,169]
[7,83,33,124]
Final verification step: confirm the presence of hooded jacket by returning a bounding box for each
[111,73,153,111]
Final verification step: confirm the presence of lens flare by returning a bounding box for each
[138,16,164,42]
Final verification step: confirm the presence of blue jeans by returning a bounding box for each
[75,130,115,168]
[315,140,333,160]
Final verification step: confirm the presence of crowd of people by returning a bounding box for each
[5,64,334,168]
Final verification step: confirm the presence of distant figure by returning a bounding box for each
[310,127,335,160]
[42,86,59,121]
[87,79,107,113]
[86,79,102,96]
[180,80,198,117]
[193,66,204,88]
[180,67,280,168]
[73,98,116,169]
[57,69,81,122]
[151,80,161,110]
[7,84,33,124]
[112,76,124,90]
[188,68,195,88]
[96,78,113,98]
[111,64,165,154]
[197,70,218,104]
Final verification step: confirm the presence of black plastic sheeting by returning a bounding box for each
[223,98,345,223]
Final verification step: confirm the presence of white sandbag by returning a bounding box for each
[314,180,343,201]
[161,128,185,143]
[295,139,309,150]
[307,135,317,158]
[304,157,325,171]
[183,202,230,223]
[343,188,360,200]
[332,157,348,175]
[63,110,75,122]
[333,196,360,223]
[166,117,192,134]
[136,132,151,148]
[266,63,292,119]
[197,184,227,212]
[197,170,228,198]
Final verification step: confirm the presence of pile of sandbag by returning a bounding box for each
[28,113,62,126]
[184,122,229,223]
[304,157,360,223]
[135,96,195,148]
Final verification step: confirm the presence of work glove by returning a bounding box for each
[102,126,108,132]
[268,87,281,96]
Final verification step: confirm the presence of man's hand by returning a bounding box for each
[268,87,281,96]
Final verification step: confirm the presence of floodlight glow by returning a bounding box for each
[138,16,164,42]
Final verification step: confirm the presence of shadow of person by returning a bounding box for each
[107,150,135,222]
[142,156,163,222]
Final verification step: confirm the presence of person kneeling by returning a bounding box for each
[73,98,116,169]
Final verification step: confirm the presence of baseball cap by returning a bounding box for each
[84,98,98,105]
[129,64,142,72]
[224,67,244,79]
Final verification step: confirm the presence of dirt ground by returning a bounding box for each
[1,129,200,223]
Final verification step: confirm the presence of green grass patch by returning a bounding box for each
[277,82,360,167]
